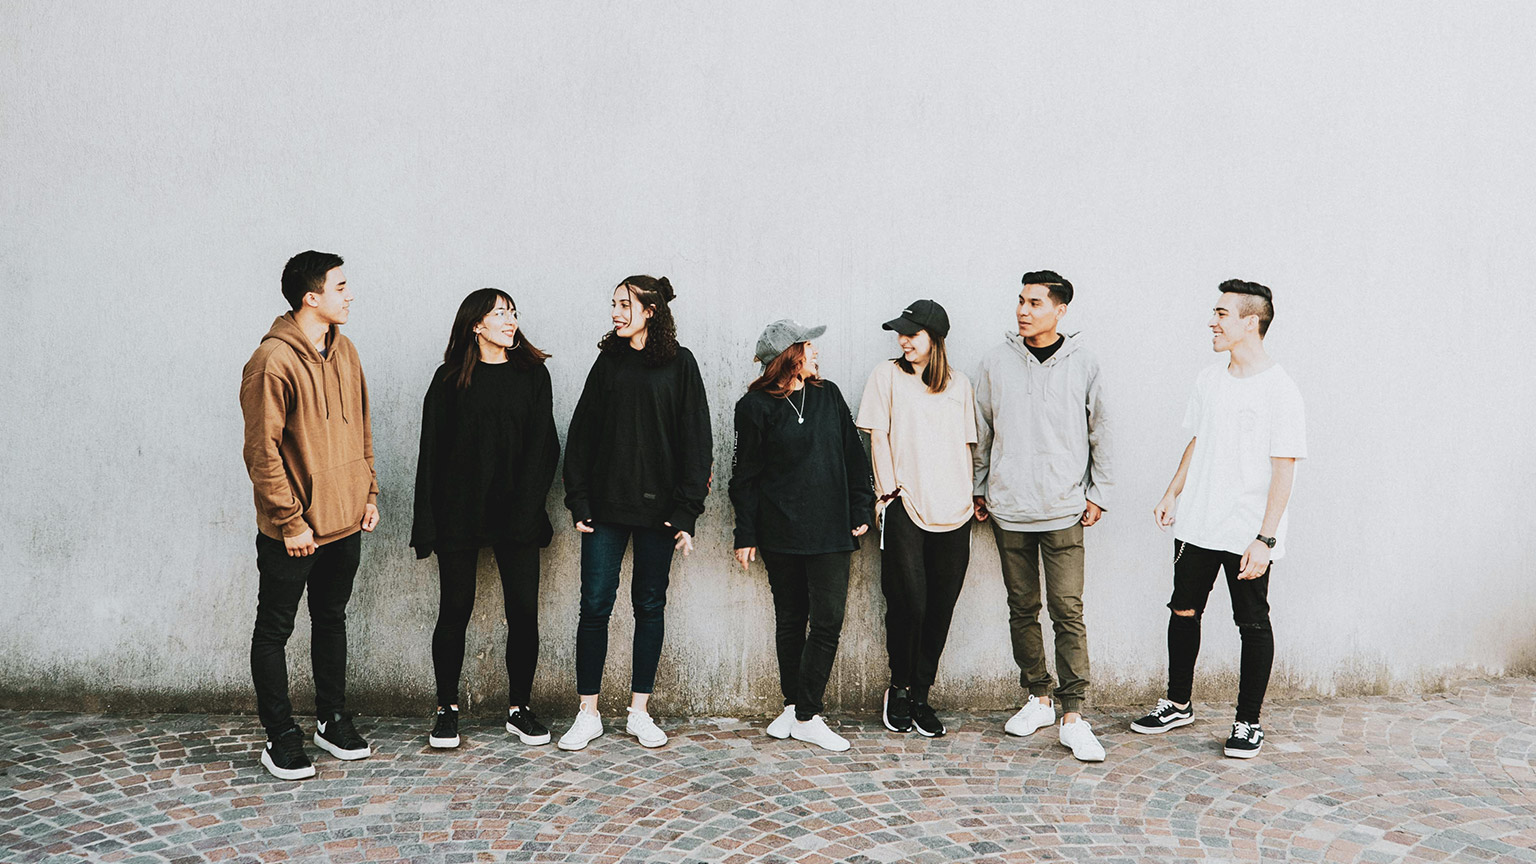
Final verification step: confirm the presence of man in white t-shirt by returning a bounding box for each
[1129,280,1306,760]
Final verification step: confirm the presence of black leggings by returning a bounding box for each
[880,503,971,703]
[432,542,540,708]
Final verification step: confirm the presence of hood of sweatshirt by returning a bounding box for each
[261,313,350,422]
[1003,330,1085,396]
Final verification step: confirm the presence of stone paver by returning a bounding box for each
[3,678,1534,863]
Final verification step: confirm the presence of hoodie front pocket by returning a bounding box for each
[306,459,373,537]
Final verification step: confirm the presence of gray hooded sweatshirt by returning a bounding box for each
[972,332,1112,532]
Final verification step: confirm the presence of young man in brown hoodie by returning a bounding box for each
[240,250,380,780]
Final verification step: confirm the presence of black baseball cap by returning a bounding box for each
[882,299,950,339]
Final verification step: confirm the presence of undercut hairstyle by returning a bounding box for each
[599,275,680,367]
[1021,269,1073,305]
[895,330,953,394]
[749,342,823,399]
[443,288,551,390]
[280,250,345,311]
[1219,278,1274,337]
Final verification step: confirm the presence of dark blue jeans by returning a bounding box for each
[576,522,676,696]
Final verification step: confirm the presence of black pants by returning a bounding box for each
[762,550,851,721]
[880,503,971,702]
[432,542,541,708]
[1165,539,1274,723]
[250,531,360,735]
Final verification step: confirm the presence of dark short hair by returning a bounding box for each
[1218,278,1274,336]
[281,251,345,311]
[1021,270,1073,305]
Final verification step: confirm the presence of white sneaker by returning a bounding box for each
[789,715,850,752]
[765,705,796,740]
[625,707,667,748]
[556,707,604,751]
[1005,696,1056,737]
[1058,718,1106,762]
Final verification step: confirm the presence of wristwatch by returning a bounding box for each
[1255,534,1276,549]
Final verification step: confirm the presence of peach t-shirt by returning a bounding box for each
[856,360,977,531]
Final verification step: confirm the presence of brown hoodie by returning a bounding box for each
[240,313,379,545]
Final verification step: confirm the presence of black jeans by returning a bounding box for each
[880,503,971,702]
[250,531,360,735]
[761,550,851,721]
[576,522,676,696]
[432,542,541,708]
[1165,539,1274,723]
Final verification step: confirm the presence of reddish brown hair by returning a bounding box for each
[749,342,822,398]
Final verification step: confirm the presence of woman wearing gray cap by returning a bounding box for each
[856,299,977,738]
[729,320,875,752]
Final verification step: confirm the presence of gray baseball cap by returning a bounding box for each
[754,318,826,365]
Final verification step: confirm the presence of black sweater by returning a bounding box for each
[728,380,876,555]
[563,345,713,534]
[409,361,560,558]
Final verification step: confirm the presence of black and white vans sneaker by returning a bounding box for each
[1130,699,1195,734]
[882,687,913,733]
[260,725,316,781]
[314,712,372,760]
[911,701,946,738]
[429,707,460,749]
[1223,721,1264,758]
[506,707,552,746]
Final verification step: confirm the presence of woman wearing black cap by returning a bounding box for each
[729,320,875,752]
[856,299,978,738]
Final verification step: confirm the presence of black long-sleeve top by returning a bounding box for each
[728,380,876,555]
[563,344,713,534]
[409,361,560,558]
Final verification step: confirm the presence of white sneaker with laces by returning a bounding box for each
[557,707,604,751]
[1005,696,1056,737]
[789,715,850,752]
[1058,718,1106,762]
[765,705,796,740]
[625,707,667,748]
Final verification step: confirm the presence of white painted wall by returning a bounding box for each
[3,2,1533,714]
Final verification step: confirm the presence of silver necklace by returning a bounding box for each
[786,387,806,424]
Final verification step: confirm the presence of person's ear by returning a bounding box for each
[304,292,321,308]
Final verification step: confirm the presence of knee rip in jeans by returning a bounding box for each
[1235,619,1272,632]
[1170,607,1198,618]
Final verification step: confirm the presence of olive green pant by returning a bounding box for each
[992,521,1089,714]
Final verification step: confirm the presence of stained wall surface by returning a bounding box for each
[3,3,1533,716]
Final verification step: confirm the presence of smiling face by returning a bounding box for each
[798,341,820,380]
[307,267,351,325]
[1017,283,1067,341]
[612,284,652,338]
[897,329,933,366]
[1209,292,1260,352]
[474,296,519,351]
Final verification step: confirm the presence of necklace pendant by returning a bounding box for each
[797,417,804,424]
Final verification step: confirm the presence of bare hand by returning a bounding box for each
[735,547,757,570]
[1153,494,1176,531]
[1080,500,1102,527]
[852,524,869,538]
[575,519,595,534]
[1238,540,1271,580]
[361,503,380,532]
[665,522,694,556]
[284,526,317,557]
[973,496,989,522]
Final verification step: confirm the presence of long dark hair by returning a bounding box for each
[749,342,823,399]
[598,275,679,367]
[894,329,952,394]
[444,288,550,390]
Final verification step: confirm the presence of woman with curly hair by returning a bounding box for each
[557,275,713,751]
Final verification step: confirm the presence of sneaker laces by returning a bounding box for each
[1154,698,1180,717]
[1233,721,1258,740]
[326,713,365,748]
[273,726,306,761]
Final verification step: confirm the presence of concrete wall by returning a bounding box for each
[3,2,1534,717]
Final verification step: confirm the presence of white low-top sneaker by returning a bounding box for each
[556,708,604,751]
[625,707,668,748]
[789,715,850,752]
[1058,718,1106,762]
[765,705,796,740]
[1005,696,1056,737]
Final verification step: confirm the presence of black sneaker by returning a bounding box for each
[506,707,552,745]
[1130,698,1195,734]
[429,707,460,749]
[260,725,316,781]
[1224,721,1264,758]
[882,687,913,733]
[314,712,372,760]
[911,701,946,738]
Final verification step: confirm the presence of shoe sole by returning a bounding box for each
[1060,742,1106,762]
[790,732,850,752]
[428,734,460,749]
[557,729,603,751]
[626,728,667,748]
[1006,718,1053,737]
[1130,715,1194,735]
[506,722,552,746]
[260,749,316,781]
[913,724,945,738]
[1224,743,1263,758]
[765,724,792,740]
[313,733,371,761]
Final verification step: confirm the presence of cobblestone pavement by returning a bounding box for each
[3,678,1535,864]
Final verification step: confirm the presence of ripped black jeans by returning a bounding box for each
[1165,539,1274,723]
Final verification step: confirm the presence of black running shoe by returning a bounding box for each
[1130,699,1195,734]
[429,707,460,749]
[314,712,372,760]
[260,725,315,781]
[911,701,946,738]
[1223,721,1264,758]
[882,687,913,733]
[506,707,552,745]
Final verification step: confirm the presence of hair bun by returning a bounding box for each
[656,276,675,302]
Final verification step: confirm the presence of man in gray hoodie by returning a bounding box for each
[973,270,1112,762]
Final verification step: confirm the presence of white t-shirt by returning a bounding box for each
[856,361,978,531]
[1174,361,1307,558]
